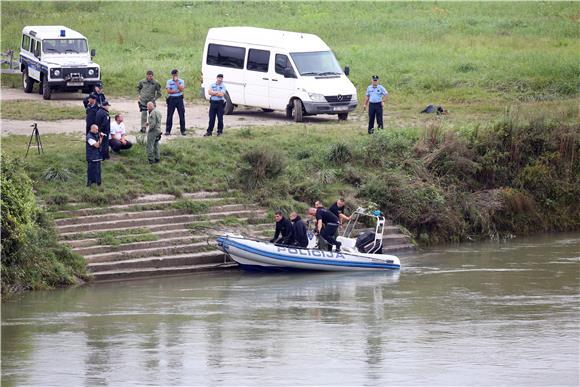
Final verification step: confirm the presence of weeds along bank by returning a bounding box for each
[0,155,89,299]
[1,2,578,104]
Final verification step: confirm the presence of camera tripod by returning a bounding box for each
[25,122,44,158]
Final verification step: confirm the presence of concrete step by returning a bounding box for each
[85,241,216,263]
[56,209,268,234]
[382,234,413,247]
[58,215,270,240]
[88,250,227,273]
[55,204,254,226]
[91,262,238,282]
[72,235,213,255]
[382,243,416,254]
[54,196,238,219]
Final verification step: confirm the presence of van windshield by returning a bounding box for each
[42,39,88,54]
[290,51,342,76]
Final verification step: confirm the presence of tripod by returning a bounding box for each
[25,122,44,158]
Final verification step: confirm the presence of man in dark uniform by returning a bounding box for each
[165,69,186,136]
[308,206,341,252]
[290,211,309,248]
[84,93,98,134]
[95,100,111,160]
[270,211,294,245]
[83,82,106,108]
[363,75,389,134]
[86,124,103,187]
[329,197,351,225]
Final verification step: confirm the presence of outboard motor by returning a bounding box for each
[355,231,383,254]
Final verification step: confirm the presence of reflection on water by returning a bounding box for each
[2,233,579,386]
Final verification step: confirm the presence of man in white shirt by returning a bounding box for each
[109,114,133,153]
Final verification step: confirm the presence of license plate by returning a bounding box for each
[67,82,83,86]
[333,106,348,111]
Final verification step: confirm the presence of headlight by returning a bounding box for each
[88,69,94,76]
[54,69,60,76]
[308,92,325,102]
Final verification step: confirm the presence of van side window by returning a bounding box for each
[22,35,31,51]
[207,44,245,69]
[247,49,270,73]
[275,54,296,78]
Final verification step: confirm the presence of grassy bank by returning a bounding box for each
[2,106,578,244]
[1,154,89,299]
[1,2,578,105]
[1,100,86,120]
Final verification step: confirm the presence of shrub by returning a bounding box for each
[326,143,352,164]
[237,148,285,190]
[42,165,72,182]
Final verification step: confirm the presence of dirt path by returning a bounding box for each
[1,88,350,136]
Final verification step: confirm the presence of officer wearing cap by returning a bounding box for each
[95,100,111,160]
[137,70,162,133]
[165,69,186,136]
[204,74,227,137]
[363,75,389,134]
[84,93,99,134]
[93,82,107,107]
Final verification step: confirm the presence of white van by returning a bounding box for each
[201,27,357,122]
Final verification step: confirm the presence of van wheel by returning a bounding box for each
[224,93,234,115]
[293,99,303,122]
[261,108,274,113]
[42,75,52,100]
[285,104,293,119]
[22,69,34,93]
[338,113,348,121]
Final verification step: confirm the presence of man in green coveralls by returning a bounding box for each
[137,70,162,133]
[146,101,162,164]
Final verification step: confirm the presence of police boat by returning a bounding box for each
[216,208,401,271]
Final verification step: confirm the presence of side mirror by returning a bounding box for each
[90,48,96,58]
[344,66,350,77]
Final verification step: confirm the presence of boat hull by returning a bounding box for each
[217,236,400,271]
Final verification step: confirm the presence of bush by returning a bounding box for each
[326,143,352,164]
[237,148,285,190]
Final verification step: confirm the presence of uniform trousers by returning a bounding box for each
[147,129,161,162]
[166,95,186,134]
[368,102,383,133]
[87,160,102,186]
[207,100,225,135]
[320,223,341,251]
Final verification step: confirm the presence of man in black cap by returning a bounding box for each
[165,69,186,135]
[84,93,99,134]
[95,100,111,160]
[205,74,227,137]
[93,82,106,107]
[363,75,389,134]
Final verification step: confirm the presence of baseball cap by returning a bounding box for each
[95,82,103,88]
[171,69,179,75]
[372,75,379,80]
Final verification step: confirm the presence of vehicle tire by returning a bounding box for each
[293,99,303,122]
[42,74,52,100]
[224,92,234,115]
[285,104,293,119]
[22,69,34,93]
[338,113,348,121]
[261,108,274,113]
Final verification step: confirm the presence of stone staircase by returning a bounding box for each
[54,191,415,282]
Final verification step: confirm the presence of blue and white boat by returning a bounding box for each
[216,207,401,271]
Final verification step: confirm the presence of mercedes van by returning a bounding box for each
[201,27,357,122]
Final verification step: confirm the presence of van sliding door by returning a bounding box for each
[244,48,271,109]
[270,53,297,111]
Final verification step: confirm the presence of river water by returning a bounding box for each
[2,233,579,386]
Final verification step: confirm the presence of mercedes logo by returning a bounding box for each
[337,94,343,101]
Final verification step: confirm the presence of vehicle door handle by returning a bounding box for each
[262,77,269,80]
[271,79,278,82]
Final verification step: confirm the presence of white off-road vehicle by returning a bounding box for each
[19,26,101,100]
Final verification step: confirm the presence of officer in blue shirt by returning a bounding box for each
[165,69,186,136]
[363,75,389,134]
[204,74,227,137]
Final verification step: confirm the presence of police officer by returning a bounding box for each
[290,211,309,248]
[84,93,98,134]
[93,82,106,107]
[146,101,162,164]
[165,69,186,136]
[137,70,162,133]
[363,75,389,134]
[308,206,342,252]
[204,74,227,137]
[329,197,351,225]
[95,100,111,160]
[270,211,294,245]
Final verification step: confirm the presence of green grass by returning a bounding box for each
[97,230,157,246]
[1,2,578,104]
[0,100,86,120]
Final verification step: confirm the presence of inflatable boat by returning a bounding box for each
[216,207,401,271]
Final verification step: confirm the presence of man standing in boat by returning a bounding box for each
[308,207,341,252]
[270,211,294,246]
